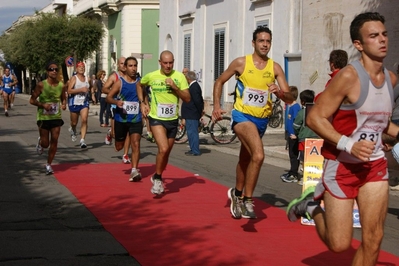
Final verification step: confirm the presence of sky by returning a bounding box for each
[0,0,52,34]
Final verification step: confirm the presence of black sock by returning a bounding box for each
[153,173,162,180]
[234,188,242,197]
[243,196,252,202]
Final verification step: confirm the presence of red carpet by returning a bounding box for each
[53,163,399,266]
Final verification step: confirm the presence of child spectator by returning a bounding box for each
[280,86,301,182]
[382,133,399,191]
[292,89,319,185]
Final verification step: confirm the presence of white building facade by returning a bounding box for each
[159,0,399,113]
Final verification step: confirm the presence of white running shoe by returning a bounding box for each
[151,176,164,194]
[80,139,87,149]
[45,164,54,175]
[69,127,77,142]
[105,129,112,145]
[129,169,142,182]
[122,154,131,164]
[36,137,43,155]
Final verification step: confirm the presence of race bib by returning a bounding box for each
[243,87,268,107]
[73,93,86,105]
[157,103,176,118]
[353,131,381,153]
[4,83,10,89]
[123,101,139,115]
[42,103,59,115]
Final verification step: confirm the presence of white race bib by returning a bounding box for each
[123,101,139,115]
[73,93,86,105]
[157,103,176,118]
[4,83,10,89]
[352,131,381,153]
[42,103,59,115]
[243,87,268,107]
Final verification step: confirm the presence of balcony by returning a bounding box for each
[98,0,118,15]
[74,0,102,17]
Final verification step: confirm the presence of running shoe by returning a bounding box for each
[286,186,317,222]
[80,139,87,149]
[129,169,142,182]
[150,175,164,195]
[5,111,9,117]
[227,188,243,219]
[241,198,257,219]
[282,174,298,183]
[69,127,77,142]
[122,154,131,164]
[390,185,399,191]
[36,137,43,155]
[105,129,112,145]
[45,164,54,175]
[146,135,155,143]
[297,179,303,186]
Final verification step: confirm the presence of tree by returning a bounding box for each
[0,12,104,75]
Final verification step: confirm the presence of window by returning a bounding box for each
[256,20,269,28]
[214,28,225,81]
[183,34,191,69]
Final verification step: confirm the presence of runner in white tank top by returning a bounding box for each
[287,12,398,265]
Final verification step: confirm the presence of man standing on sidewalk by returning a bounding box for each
[181,71,204,156]
[212,26,293,219]
[30,61,67,175]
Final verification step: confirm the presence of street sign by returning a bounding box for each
[65,56,74,67]
[131,53,152,60]
[131,53,153,76]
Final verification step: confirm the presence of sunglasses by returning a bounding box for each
[48,67,58,72]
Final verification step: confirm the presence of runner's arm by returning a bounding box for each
[106,80,121,107]
[212,56,244,120]
[102,73,116,94]
[29,82,44,107]
[273,63,293,104]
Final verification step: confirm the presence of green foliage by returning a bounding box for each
[0,12,104,73]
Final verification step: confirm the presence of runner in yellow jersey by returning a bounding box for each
[137,50,190,195]
[212,26,294,219]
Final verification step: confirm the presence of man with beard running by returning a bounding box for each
[106,57,143,182]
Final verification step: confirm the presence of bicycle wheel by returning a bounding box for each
[210,116,237,144]
[268,105,283,128]
[175,117,188,143]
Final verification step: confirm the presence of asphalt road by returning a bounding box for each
[0,94,398,265]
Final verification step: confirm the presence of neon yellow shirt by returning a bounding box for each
[141,70,189,120]
[37,80,64,121]
[233,55,275,118]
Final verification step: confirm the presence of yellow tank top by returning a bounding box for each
[233,55,275,118]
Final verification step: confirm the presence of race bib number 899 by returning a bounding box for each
[123,101,139,115]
